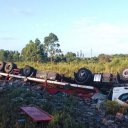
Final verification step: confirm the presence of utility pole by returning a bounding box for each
[91,48,93,58]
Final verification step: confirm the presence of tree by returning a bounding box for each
[0,50,20,62]
[98,54,112,63]
[0,50,7,61]
[21,39,46,62]
[65,52,76,62]
[7,50,14,61]
[44,33,61,63]
[13,51,20,61]
[54,54,66,62]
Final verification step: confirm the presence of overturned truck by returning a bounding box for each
[0,61,128,106]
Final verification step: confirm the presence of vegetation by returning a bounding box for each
[103,100,120,114]
[103,100,128,115]
[0,32,127,76]
[21,38,46,62]
[44,33,61,63]
[0,32,128,127]
[14,56,128,78]
[0,50,20,62]
[0,52,128,78]
[0,84,87,128]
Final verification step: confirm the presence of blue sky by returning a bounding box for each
[0,0,128,57]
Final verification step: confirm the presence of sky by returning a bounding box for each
[0,0,128,57]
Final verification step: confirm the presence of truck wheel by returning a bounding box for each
[118,93,128,102]
[0,61,6,72]
[74,68,93,85]
[119,68,128,82]
[4,63,17,73]
[22,65,35,77]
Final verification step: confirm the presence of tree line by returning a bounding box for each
[0,32,128,63]
[0,33,77,62]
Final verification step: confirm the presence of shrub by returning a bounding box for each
[103,100,120,115]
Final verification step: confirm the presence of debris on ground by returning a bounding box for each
[0,80,128,128]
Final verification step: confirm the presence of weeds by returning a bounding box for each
[103,100,120,115]
[0,85,87,128]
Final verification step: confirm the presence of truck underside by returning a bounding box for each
[0,61,128,106]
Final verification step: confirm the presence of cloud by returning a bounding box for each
[20,8,33,16]
[61,17,128,56]
[0,37,18,41]
[10,7,34,16]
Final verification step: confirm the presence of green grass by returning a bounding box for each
[15,60,127,78]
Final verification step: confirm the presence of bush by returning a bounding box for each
[103,100,120,115]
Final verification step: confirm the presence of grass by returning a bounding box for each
[0,83,88,128]
[15,60,128,78]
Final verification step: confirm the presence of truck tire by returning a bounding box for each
[0,61,6,72]
[74,68,93,85]
[4,62,17,73]
[22,65,35,77]
[119,68,128,83]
